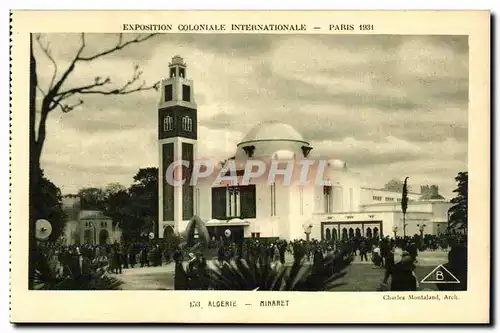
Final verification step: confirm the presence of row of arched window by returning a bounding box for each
[163,116,174,131]
[324,226,379,240]
[83,222,108,229]
[163,115,193,132]
[182,115,193,132]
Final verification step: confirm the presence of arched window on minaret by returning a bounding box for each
[164,115,173,131]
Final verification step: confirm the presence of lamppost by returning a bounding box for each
[392,225,398,239]
[302,223,313,261]
[302,223,312,242]
[417,224,426,238]
[417,223,426,250]
[224,228,232,244]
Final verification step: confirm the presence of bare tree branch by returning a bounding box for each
[34,32,159,150]
[78,33,158,61]
[35,34,58,90]
[51,77,110,107]
[40,33,160,115]
[60,99,84,113]
[36,84,47,97]
[75,80,159,96]
[51,64,159,111]
[45,33,87,106]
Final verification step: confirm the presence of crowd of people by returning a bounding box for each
[37,242,175,278]
[37,230,467,291]
[180,231,467,291]
[201,231,466,266]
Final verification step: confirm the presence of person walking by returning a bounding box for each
[359,240,369,262]
[381,252,418,291]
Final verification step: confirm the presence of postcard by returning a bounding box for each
[9,10,490,323]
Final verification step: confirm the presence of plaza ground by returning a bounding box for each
[114,251,448,291]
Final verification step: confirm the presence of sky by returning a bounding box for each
[34,33,468,198]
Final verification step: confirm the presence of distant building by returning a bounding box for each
[419,185,446,201]
[157,56,452,242]
[61,195,121,245]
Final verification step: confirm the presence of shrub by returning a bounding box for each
[33,249,124,290]
[176,247,353,291]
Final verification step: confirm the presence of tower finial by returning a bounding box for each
[168,55,187,78]
[170,55,186,67]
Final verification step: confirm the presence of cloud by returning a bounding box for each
[34,33,468,197]
[311,135,466,171]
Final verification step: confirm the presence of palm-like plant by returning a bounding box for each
[33,250,123,290]
[177,248,353,291]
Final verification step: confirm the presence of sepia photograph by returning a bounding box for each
[9,10,490,324]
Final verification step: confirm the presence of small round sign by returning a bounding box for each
[35,219,52,241]
[224,229,231,238]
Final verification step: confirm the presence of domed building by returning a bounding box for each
[156,56,452,242]
[61,195,122,245]
[234,121,313,160]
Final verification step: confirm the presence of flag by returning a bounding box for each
[401,177,409,214]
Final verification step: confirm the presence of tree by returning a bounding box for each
[129,167,159,236]
[401,177,409,237]
[34,171,67,241]
[106,189,135,240]
[448,172,468,231]
[29,33,159,287]
[384,178,411,192]
[78,187,107,211]
[31,33,159,174]
[104,182,127,197]
[104,168,159,242]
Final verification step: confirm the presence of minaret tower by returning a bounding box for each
[158,55,197,237]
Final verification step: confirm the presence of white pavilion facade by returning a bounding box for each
[157,56,452,242]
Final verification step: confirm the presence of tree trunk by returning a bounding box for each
[403,214,406,238]
[29,34,40,289]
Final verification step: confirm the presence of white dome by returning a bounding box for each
[238,121,308,145]
[234,121,312,160]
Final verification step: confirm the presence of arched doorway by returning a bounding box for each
[373,227,379,238]
[348,228,354,239]
[342,228,348,239]
[325,228,331,241]
[366,227,372,238]
[163,225,174,239]
[332,228,338,241]
[355,228,361,238]
[163,225,177,252]
[99,229,109,245]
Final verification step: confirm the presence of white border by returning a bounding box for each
[4,1,497,331]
